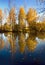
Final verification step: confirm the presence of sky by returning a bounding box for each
[0,0,8,10]
[0,0,42,12]
[0,0,45,12]
[0,0,45,24]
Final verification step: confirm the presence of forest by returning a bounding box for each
[0,7,45,33]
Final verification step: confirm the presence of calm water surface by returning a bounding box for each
[0,32,45,65]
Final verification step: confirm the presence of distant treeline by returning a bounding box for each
[0,7,45,32]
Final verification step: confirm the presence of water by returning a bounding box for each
[0,32,45,65]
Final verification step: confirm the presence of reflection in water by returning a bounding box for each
[0,32,45,54]
[0,38,4,50]
[0,32,45,64]
[0,34,5,50]
[37,32,45,39]
[18,33,26,53]
[7,33,16,55]
[26,34,37,52]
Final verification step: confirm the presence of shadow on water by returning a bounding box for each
[0,32,45,65]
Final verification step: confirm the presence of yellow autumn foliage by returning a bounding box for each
[18,7,26,19]
[18,7,26,29]
[9,7,16,23]
[27,8,37,24]
[0,9,3,21]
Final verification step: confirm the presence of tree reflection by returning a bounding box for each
[37,32,45,39]
[0,38,4,49]
[7,33,17,55]
[18,33,26,53]
[26,33,38,52]
[0,32,45,54]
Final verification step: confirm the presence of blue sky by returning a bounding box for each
[0,0,8,10]
[0,0,40,11]
[0,0,45,24]
[0,0,45,12]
